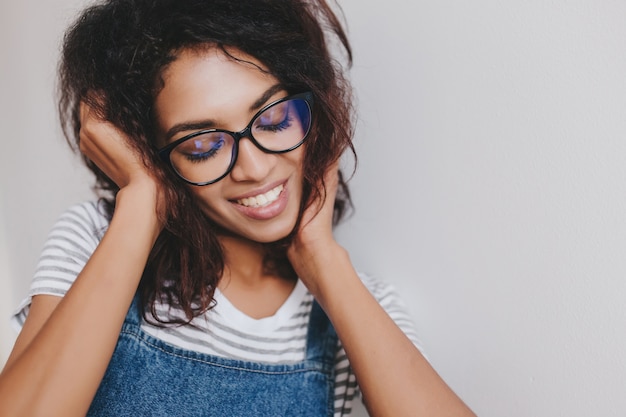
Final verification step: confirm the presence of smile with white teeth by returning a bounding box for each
[236,184,284,208]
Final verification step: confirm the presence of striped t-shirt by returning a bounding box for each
[11,201,422,416]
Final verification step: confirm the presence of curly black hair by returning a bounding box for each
[58,0,355,325]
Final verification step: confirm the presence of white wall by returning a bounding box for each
[0,0,94,364]
[0,200,16,365]
[2,1,626,416]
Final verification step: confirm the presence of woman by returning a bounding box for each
[0,0,475,415]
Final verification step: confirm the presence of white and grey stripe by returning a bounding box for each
[11,200,423,417]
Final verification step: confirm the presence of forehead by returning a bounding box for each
[154,47,279,135]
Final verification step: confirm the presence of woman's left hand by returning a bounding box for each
[287,163,476,417]
[287,161,343,295]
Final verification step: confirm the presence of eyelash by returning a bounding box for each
[183,138,225,163]
[255,107,294,133]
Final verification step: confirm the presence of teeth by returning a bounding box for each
[237,184,284,207]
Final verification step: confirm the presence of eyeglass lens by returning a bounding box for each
[168,97,311,184]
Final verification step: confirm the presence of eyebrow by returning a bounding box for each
[163,83,285,142]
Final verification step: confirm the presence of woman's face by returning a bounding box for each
[154,47,305,243]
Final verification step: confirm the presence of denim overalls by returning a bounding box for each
[88,295,337,416]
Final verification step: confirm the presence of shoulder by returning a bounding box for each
[356,272,402,306]
[356,272,423,350]
[50,200,111,242]
[35,199,110,279]
[10,200,110,331]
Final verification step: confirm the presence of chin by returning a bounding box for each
[210,213,299,245]
[243,221,299,244]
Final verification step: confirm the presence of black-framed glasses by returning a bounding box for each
[159,92,313,186]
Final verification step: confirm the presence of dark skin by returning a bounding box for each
[0,47,475,417]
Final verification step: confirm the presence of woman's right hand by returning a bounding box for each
[0,103,167,417]
[79,102,155,190]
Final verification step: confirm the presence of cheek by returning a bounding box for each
[188,185,225,216]
[289,147,306,173]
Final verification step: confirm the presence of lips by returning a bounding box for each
[230,181,289,221]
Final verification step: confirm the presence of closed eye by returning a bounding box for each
[178,137,226,163]
[257,114,293,133]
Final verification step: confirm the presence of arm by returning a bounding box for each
[0,107,163,417]
[288,167,476,417]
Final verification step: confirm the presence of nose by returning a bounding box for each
[229,137,273,182]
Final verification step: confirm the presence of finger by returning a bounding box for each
[321,161,340,206]
[78,103,139,187]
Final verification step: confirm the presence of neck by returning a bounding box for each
[217,234,297,319]
[219,235,268,286]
